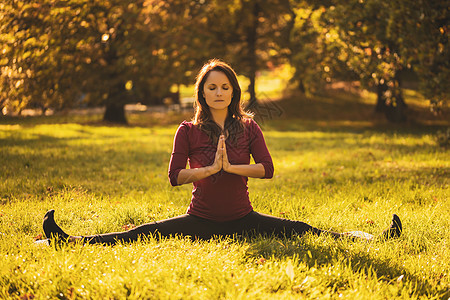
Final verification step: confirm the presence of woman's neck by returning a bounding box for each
[210,108,228,129]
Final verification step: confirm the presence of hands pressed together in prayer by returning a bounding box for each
[210,134,266,179]
[177,134,265,185]
[211,135,231,173]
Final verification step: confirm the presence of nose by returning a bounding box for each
[216,88,222,97]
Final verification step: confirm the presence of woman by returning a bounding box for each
[42,59,402,245]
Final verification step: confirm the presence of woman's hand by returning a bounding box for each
[211,135,225,173]
[177,134,265,185]
[221,135,266,178]
[221,135,231,172]
[176,135,224,185]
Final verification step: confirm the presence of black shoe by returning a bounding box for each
[381,214,402,239]
[43,209,70,242]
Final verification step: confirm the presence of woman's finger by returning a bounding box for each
[216,135,223,151]
[222,138,227,156]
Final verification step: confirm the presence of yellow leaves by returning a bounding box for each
[24,37,37,47]
[22,51,32,60]
[15,79,23,88]
[125,80,133,91]
[39,33,49,43]
[101,33,110,42]
[152,48,165,56]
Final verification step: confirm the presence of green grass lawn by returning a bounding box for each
[0,90,449,299]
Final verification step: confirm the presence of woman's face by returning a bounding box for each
[203,71,233,111]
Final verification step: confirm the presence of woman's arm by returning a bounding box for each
[223,162,266,178]
[222,137,266,178]
[176,135,225,185]
[177,165,218,185]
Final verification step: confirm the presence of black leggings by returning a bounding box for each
[83,211,340,245]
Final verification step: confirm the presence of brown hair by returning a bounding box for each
[192,59,253,144]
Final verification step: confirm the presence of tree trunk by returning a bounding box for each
[298,78,306,94]
[103,101,127,124]
[375,77,407,123]
[375,82,388,113]
[385,86,407,123]
[247,74,257,109]
[245,2,259,110]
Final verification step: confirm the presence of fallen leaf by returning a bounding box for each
[122,224,136,231]
[365,219,375,225]
[20,293,35,300]
[285,260,295,281]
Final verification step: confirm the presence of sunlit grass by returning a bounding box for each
[0,91,449,299]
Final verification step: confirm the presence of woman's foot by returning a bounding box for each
[380,214,402,239]
[43,209,70,242]
[343,214,402,242]
[343,231,374,241]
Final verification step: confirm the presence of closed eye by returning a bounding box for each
[207,84,230,90]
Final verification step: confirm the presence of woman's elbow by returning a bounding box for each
[168,170,181,186]
[262,163,274,179]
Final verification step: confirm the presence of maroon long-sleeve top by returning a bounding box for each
[168,119,274,221]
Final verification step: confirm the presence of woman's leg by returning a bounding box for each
[43,209,402,244]
[43,210,221,245]
[229,211,402,240]
[83,214,223,244]
[227,211,340,238]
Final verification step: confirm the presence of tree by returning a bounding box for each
[0,0,200,123]
[319,0,409,122]
[0,1,77,115]
[196,0,293,106]
[288,2,352,95]
[230,0,294,107]
[385,0,449,115]
[312,0,448,122]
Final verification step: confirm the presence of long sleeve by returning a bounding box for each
[249,120,274,179]
[168,121,190,186]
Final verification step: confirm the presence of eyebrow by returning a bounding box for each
[207,83,230,86]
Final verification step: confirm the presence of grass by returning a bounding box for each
[0,89,449,299]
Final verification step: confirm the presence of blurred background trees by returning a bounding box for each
[0,0,448,123]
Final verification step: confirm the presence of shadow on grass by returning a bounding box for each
[256,89,449,132]
[241,235,448,298]
[0,132,171,199]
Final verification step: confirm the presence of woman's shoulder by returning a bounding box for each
[178,120,196,130]
[241,117,256,126]
[241,118,261,131]
[177,121,204,136]
[180,120,193,126]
